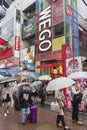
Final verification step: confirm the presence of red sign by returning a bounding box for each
[14,36,20,51]
[66,46,71,58]
[66,6,73,18]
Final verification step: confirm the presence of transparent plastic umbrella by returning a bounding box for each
[68,71,87,79]
[46,77,75,91]
[17,82,33,92]
[38,75,52,80]
[31,81,42,87]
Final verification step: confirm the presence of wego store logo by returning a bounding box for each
[39,6,52,52]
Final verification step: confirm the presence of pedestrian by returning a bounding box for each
[1,82,11,117]
[71,82,83,125]
[39,84,46,106]
[19,84,33,125]
[55,89,70,130]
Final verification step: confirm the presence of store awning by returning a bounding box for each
[37,63,58,69]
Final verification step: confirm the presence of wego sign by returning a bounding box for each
[39,6,52,52]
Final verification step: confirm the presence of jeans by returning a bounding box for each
[21,107,30,124]
[72,101,79,121]
[41,98,45,106]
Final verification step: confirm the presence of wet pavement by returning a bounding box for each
[0,103,87,130]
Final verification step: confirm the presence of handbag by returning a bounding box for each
[51,101,60,112]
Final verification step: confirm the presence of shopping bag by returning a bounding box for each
[51,101,60,112]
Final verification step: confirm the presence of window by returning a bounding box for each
[53,22,64,38]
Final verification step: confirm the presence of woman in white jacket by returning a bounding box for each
[55,89,70,130]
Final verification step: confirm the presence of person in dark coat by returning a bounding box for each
[19,84,33,125]
[71,83,83,125]
[39,84,46,106]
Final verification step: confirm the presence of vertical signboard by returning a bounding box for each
[65,0,79,57]
[36,3,52,61]
[14,36,20,65]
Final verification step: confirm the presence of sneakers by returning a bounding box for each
[72,120,84,125]
[64,126,70,130]
[4,113,7,117]
[7,110,10,114]
[57,123,62,128]
[76,120,84,125]
[4,110,10,117]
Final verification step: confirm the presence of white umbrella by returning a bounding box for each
[38,75,52,80]
[17,82,32,92]
[0,75,4,78]
[46,77,75,91]
[68,71,87,79]
[31,81,42,87]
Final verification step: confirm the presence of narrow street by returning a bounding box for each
[0,102,87,130]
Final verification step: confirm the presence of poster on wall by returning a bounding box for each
[66,56,82,76]
[20,46,35,71]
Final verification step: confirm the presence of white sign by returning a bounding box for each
[66,56,82,76]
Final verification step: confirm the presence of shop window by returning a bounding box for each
[53,22,64,38]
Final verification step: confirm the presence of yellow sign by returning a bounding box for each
[52,36,65,51]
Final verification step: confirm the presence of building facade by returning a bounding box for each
[35,0,87,78]
[0,0,87,77]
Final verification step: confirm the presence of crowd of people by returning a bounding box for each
[0,78,86,129]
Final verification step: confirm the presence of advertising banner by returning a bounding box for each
[0,38,13,60]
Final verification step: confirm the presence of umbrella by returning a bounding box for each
[17,82,34,92]
[46,77,75,91]
[31,81,42,87]
[0,75,4,78]
[68,71,87,79]
[38,75,52,80]
[0,77,17,84]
